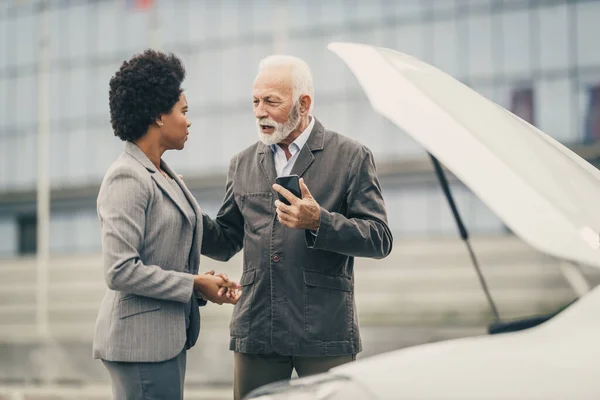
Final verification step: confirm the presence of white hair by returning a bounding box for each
[258,55,314,112]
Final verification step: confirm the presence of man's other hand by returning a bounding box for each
[273,178,321,230]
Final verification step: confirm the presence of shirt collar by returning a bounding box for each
[271,115,315,153]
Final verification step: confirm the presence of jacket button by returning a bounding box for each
[272,254,280,263]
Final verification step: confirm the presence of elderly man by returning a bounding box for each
[202,55,393,399]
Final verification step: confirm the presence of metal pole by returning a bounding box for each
[36,0,50,340]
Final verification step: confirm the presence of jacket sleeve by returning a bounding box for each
[305,145,393,259]
[98,167,194,303]
[201,154,245,261]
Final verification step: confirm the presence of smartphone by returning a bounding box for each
[275,174,302,205]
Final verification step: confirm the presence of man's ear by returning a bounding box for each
[299,94,312,115]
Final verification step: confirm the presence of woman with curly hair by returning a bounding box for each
[93,49,241,399]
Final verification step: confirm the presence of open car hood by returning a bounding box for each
[328,42,600,268]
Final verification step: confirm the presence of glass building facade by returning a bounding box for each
[1,0,600,258]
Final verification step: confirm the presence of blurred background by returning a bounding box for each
[2,0,600,398]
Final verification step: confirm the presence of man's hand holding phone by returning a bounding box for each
[273,177,321,230]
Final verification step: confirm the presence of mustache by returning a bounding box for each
[257,118,278,127]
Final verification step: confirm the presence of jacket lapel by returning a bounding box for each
[290,118,325,178]
[258,143,278,186]
[124,141,192,226]
[167,167,204,274]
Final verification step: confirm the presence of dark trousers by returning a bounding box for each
[234,352,355,400]
[102,350,186,400]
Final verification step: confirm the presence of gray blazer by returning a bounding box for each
[202,118,393,357]
[93,141,203,363]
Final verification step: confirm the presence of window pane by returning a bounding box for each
[397,187,429,236]
[160,1,190,48]
[509,87,536,125]
[0,17,9,69]
[50,212,70,253]
[188,1,210,42]
[234,0,254,37]
[49,129,66,184]
[14,130,35,189]
[319,0,345,26]
[15,13,38,67]
[431,0,458,15]
[387,0,423,19]
[301,37,327,95]
[220,112,253,163]
[86,128,109,181]
[0,135,9,190]
[466,14,494,78]
[284,0,308,31]
[15,74,37,127]
[535,78,575,143]
[430,183,465,236]
[220,1,239,39]
[202,2,223,41]
[469,83,496,104]
[501,10,532,77]
[96,1,120,56]
[1,134,16,188]
[67,68,87,120]
[576,72,600,144]
[432,18,459,77]
[380,116,425,161]
[0,217,17,258]
[67,3,89,59]
[49,7,69,62]
[222,45,244,103]
[5,15,17,68]
[382,187,402,234]
[89,64,115,121]
[17,214,36,255]
[202,48,223,104]
[317,102,348,141]
[395,23,427,62]
[471,193,504,233]
[73,210,100,251]
[50,69,67,122]
[0,78,6,128]
[123,5,149,51]
[182,52,207,110]
[538,3,569,71]
[575,1,600,68]
[66,127,89,184]
[347,99,385,156]
[349,2,383,23]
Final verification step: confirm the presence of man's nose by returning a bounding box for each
[254,103,268,119]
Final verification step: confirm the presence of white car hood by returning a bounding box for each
[328,42,600,268]
[328,284,600,399]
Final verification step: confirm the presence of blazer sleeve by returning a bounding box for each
[97,166,194,303]
[201,154,245,261]
[305,145,393,259]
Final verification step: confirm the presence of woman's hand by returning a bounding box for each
[194,271,242,305]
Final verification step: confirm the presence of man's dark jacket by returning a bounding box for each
[202,118,393,356]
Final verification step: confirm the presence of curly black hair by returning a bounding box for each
[109,49,186,141]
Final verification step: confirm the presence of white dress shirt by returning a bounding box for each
[270,116,315,177]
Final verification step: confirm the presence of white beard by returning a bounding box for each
[256,102,301,146]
